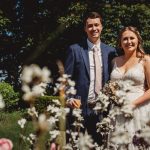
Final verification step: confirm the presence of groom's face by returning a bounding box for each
[84,17,102,44]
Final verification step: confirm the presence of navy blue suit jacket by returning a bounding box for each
[65,40,116,116]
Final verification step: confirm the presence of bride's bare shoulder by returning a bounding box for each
[143,54,150,61]
[112,56,123,63]
[112,56,123,67]
[143,54,150,66]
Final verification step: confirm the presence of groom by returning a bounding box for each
[65,12,116,144]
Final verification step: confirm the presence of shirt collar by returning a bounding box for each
[87,38,101,51]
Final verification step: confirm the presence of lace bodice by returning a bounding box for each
[110,61,145,92]
[110,60,150,150]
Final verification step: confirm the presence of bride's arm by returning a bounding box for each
[132,55,150,107]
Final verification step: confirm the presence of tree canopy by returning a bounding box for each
[0,0,150,89]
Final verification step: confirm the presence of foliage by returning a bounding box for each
[18,64,93,149]
[35,95,60,113]
[100,3,150,52]
[0,1,150,88]
[0,82,19,111]
[0,10,10,28]
[1,64,150,149]
[0,111,33,150]
[58,2,87,27]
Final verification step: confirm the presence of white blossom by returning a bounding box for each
[49,130,60,141]
[66,87,76,95]
[22,84,30,93]
[52,99,61,106]
[121,104,134,118]
[28,107,38,117]
[27,133,36,144]
[41,67,51,82]
[110,126,131,145]
[29,133,36,141]
[0,95,5,109]
[21,66,33,83]
[78,132,94,150]
[18,118,27,128]
[23,92,35,101]
[47,116,58,128]
[62,74,70,79]
[21,64,51,102]
[135,125,150,145]
[32,83,47,96]
[68,79,75,86]
[38,114,49,131]
[72,109,83,119]
[22,83,47,101]
[57,77,67,82]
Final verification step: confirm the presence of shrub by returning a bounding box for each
[0,81,19,111]
[35,95,60,113]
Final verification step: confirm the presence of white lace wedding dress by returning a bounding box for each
[110,60,150,150]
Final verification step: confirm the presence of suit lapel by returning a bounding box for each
[80,42,90,78]
[101,43,106,68]
[80,41,107,79]
[101,43,107,85]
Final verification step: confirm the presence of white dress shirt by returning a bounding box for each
[87,39,102,102]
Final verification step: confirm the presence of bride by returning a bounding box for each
[110,26,150,150]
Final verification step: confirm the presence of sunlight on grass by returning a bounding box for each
[0,111,33,150]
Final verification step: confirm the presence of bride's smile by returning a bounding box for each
[121,30,138,53]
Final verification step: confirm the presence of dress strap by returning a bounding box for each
[112,60,117,69]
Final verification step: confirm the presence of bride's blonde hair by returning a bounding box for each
[118,26,145,57]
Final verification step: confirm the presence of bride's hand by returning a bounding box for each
[131,102,136,109]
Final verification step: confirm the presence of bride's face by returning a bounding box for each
[121,30,138,53]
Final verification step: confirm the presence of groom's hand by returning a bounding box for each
[66,98,81,109]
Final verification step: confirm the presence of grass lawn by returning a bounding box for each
[0,111,33,150]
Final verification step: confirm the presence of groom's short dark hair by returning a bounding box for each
[83,12,102,26]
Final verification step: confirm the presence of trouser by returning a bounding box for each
[66,110,103,146]
[84,114,103,146]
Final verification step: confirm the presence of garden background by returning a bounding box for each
[0,0,150,149]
